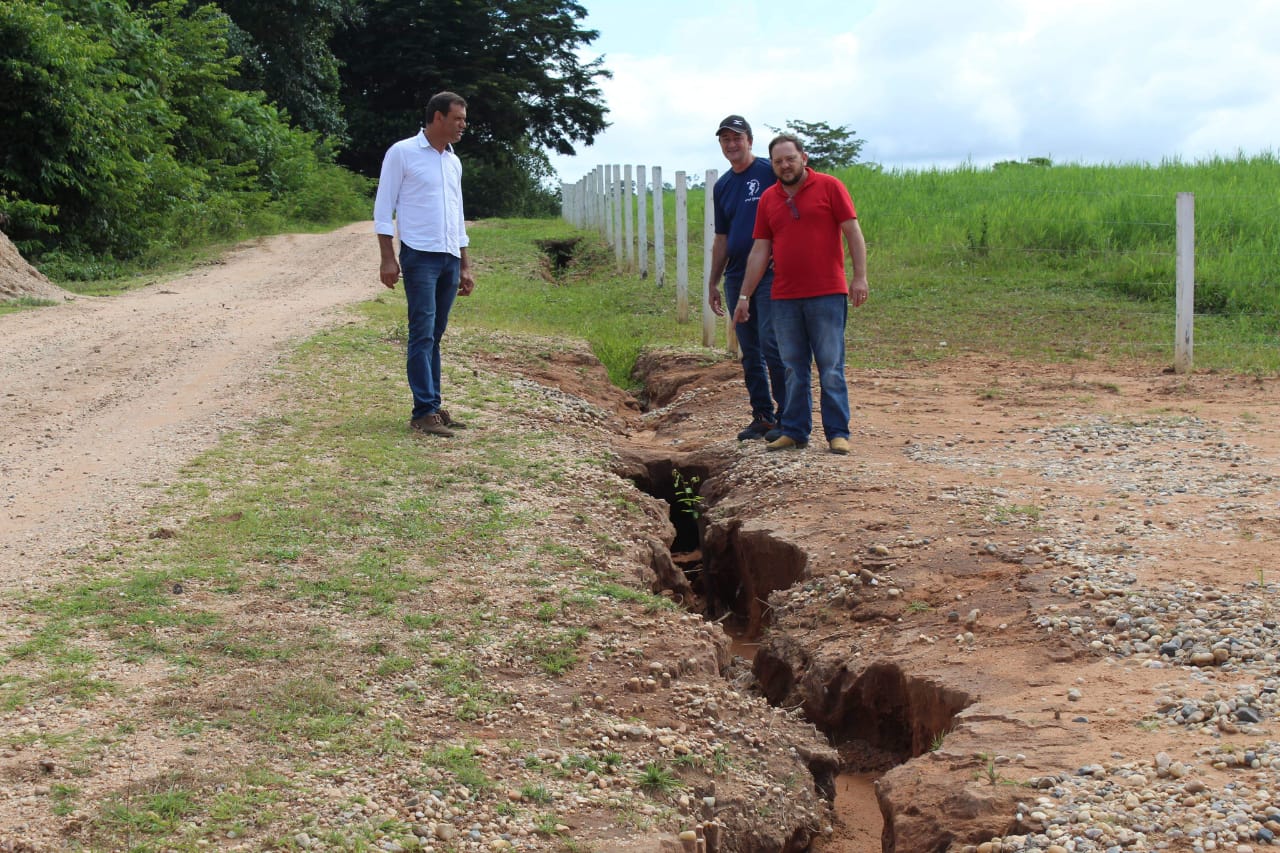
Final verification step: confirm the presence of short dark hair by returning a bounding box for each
[768,133,805,156]
[426,91,467,125]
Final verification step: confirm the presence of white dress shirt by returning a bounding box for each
[373,130,469,256]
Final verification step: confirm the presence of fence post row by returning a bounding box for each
[559,169,1197,368]
[556,163,702,339]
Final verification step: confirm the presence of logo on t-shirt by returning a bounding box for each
[746,179,761,198]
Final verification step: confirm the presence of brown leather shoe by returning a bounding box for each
[438,409,468,429]
[410,413,454,437]
[766,435,807,451]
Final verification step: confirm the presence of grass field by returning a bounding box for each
[552,153,1280,380]
[14,154,1279,372]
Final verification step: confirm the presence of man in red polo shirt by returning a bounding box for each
[732,133,868,455]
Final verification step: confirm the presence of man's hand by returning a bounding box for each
[379,258,400,289]
[458,268,476,296]
[849,275,869,307]
[709,285,725,317]
[732,297,750,324]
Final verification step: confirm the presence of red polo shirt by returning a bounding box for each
[752,168,857,300]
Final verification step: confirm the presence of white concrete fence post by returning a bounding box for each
[702,169,718,348]
[611,165,624,270]
[623,164,635,271]
[1174,192,1195,375]
[675,171,689,323]
[595,166,606,234]
[637,165,649,279]
[652,167,665,287]
[601,165,612,244]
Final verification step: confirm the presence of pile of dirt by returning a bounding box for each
[0,231,68,302]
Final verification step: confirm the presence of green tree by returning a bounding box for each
[214,0,360,139]
[769,119,866,171]
[0,0,368,269]
[334,0,609,217]
[0,0,191,255]
[462,141,561,218]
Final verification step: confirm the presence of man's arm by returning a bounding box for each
[841,218,868,307]
[731,238,772,324]
[378,234,399,289]
[373,146,403,289]
[458,247,475,296]
[706,234,729,316]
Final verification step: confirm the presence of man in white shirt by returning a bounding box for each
[373,91,476,438]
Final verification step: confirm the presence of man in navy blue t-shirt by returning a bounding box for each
[707,115,786,440]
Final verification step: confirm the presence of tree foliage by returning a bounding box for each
[0,0,368,272]
[214,0,360,139]
[769,119,866,171]
[333,0,610,217]
[0,0,611,272]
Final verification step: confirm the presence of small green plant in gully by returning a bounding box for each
[971,753,999,784]
[533,812,563,835]
[636,760,683,795]
[520,783,553,804]
[672,469,703,519]
[972,752,1019,786]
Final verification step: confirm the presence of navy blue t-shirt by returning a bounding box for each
[713,157,776,283]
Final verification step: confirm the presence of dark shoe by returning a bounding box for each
[737,416,777,441]
[438,408,468,429]
[410,413,454,437]
[764,427,784,442]
[766,435,807,451]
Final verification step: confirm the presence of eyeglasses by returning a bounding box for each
[784,196,800,219]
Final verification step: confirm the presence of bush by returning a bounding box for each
[0,0,371,278]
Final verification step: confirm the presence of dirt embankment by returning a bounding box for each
[0,232,68,303]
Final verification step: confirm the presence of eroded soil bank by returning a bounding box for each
[621,350,1280,852]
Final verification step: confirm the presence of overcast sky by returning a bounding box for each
[547,0,1280,183]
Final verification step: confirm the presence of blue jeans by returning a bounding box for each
[725,274,785,421]
[400,247,460,420]
[772,293,851,442]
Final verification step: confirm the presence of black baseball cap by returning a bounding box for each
[715,115,751,136]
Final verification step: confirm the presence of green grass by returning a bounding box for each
[0,295,58,315]
[556,154,1280,377]
[635,760,683,795]
[520,782,554,804]
[423,743,491,790]
[459,218,701,386]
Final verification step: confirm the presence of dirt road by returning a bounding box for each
[0,224,377,589]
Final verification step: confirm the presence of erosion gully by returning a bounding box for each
[625,453,970,853]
